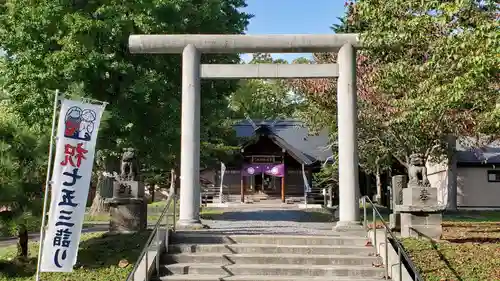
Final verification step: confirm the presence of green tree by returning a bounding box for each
[0,103,49,235]
[0,0,252,211]
[354,0,499,169]
[288,5,391,200]
[289,54,341,201]
[295,0,498,206]
[294,1,499,206]
[228,53,303,120]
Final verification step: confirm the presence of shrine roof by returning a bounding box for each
[456,137,500,164]
[233,119,333,165]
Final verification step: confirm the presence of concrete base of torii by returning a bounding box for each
[176,220,205,230]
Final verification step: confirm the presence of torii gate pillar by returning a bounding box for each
[128,34,361,229]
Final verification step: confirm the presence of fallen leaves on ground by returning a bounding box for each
[403,222,500,281]
[367,223,385,229]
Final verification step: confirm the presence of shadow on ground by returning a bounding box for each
[445,237,500,243]
[172,225,340,239]
[203,204,395,223]
[73,231,151,269]
[205,209,335,222]
[403,218,500,281]
[0,258,37,278]
[443,210,500,222]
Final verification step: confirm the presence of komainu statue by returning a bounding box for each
[407,153,430,186]
[120,148,139,181]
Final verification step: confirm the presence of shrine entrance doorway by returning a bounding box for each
[254,173,279,194]
[242,162,285,199]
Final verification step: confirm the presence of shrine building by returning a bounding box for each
[207,120,334,203]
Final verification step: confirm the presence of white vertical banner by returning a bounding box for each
[219,162,226,204]
[40,99,106,272]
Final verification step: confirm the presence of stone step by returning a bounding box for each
[251,193,269,198]
[161,263,385,277]
[157,275,384,281]
[171,233,368,246]
[174,229,368,238]
[168,243,374,255]
[162,252,380,266]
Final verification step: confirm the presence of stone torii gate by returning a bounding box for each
[128,34,361,229]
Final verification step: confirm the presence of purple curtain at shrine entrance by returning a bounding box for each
[241,164,262,176]
[264,164,285,177]
[242,163,285,177]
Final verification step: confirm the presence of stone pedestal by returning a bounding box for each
[105,180,147,233]
[400,212,442,239]
[389,213,401,231]
[395,185,445,240]
[112,181,145,199]
[107,198,147,233]
[389,175,406,231]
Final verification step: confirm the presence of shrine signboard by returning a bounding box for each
[251,156,280,164]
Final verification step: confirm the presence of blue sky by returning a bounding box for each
[0,1,346,60]
[240,0,346,62]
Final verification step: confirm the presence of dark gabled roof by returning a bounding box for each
[234,119,333,165]
[456,137,500,164]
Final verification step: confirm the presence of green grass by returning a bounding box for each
[359,204,390,228]
[0,213,104,238]
[443,210,500,222]
[84,207,218,222]
[302,209,335,222]
[199,208,224,220]
[83,213,111,222]
[0,213,42,238]
[360,206,500,228]
[402,221,500,281]
[0,201,175,238]
[0,205,220,238]
[148,200,169,207]
[0,213,158,238]
[84,214,162,223]
[84,207,224,224]
[0,231,150,281]
[399,210,500,281]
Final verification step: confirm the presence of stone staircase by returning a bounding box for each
[154,231,385,281]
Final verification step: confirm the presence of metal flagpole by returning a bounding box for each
[35,89,61,281]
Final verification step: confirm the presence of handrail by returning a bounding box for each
[361,196,424,281]
[126,190,177,281]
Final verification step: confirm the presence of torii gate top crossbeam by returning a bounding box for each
[128,34,360,54]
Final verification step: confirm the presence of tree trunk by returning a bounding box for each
[89,191,109,215]
[375,160,382,203]
[365,173,372,198]
[169,169,177,195]
[89,171,112,215]
[148,184,155,202]
[173,166,180,195]
[17,224,28,259]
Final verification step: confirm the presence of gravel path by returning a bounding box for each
[201,207,338,236]
[0,207,343,247]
